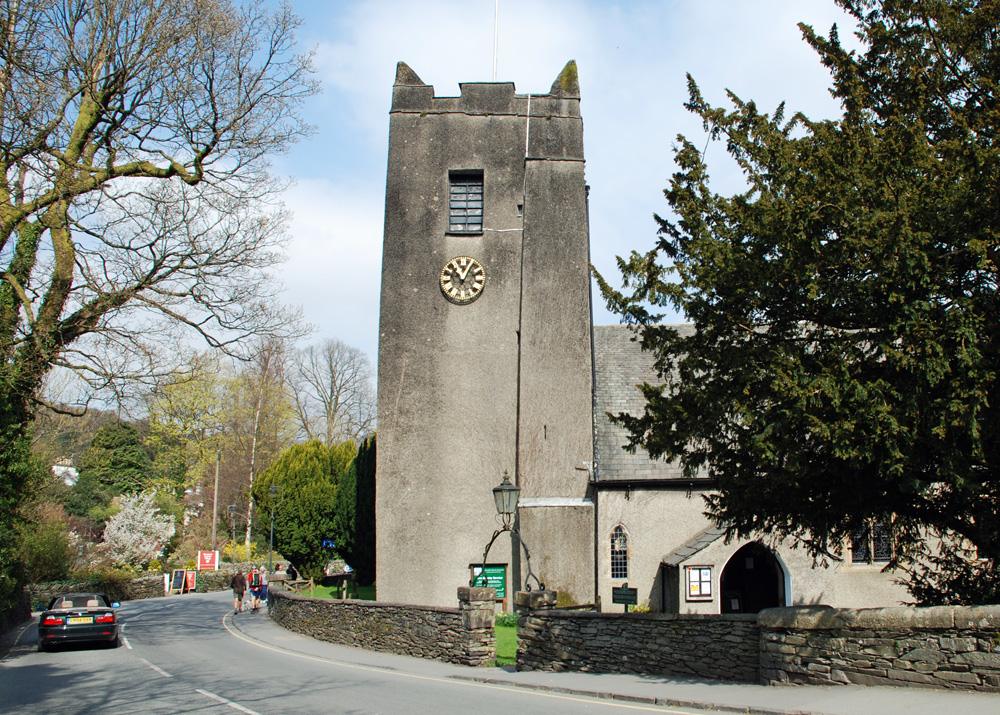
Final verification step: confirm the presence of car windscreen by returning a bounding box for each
[50,595,108,609]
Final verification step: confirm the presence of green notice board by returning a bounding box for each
[471,564,506,598]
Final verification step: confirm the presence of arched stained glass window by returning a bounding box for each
[610,526,628,579]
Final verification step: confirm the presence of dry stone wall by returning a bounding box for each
[268,586,496,666]
[759,605,1000,691]
[517,609,760,682]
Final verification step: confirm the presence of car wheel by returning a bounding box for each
[37,641,48,653]
[108,635,120,648]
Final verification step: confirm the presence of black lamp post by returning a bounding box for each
[268,484,278,572]
[474,471,543,593]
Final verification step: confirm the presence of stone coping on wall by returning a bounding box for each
[759,604,1000,630]
[272,588,461,614]
[534,610,759,623]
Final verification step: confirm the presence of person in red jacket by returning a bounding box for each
[248,566,262,612]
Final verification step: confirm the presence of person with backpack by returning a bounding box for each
[230,570,246,615]
[248,566,262,612]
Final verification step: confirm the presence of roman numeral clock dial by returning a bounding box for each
[439,256,486,304]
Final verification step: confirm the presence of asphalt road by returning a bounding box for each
[0,591,706,715]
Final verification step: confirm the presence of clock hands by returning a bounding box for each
[439,256,485,304]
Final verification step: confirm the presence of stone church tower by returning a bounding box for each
[376,61,595,607]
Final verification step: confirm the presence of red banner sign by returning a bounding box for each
[197,550,219,571]
[185,570,197,592]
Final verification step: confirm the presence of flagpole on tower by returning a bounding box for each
[492,0,500,80]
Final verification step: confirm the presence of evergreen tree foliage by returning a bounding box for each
[17,517,72,583]
[63,468,114,520]
[76,423,152,497]
[332,434,376,585]
[600,0,999,603]
[0,419,43,614]
[253,440,356,579]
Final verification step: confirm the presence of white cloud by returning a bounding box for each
[278,178,383,360]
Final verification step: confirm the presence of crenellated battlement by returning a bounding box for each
[390,61,580,118]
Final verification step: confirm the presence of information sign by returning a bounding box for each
[197,550,219,571]
[185,570,197,592]
[470,564,506,598]
[170,569,186,594]
[611,586,638,605]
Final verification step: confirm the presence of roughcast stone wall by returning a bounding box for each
[759,605,1000,691]
[517,610,760,682]
[269,587,496,666]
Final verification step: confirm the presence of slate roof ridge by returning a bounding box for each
[661,524,729,566]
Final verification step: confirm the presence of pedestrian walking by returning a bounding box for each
[260,567,269,605]
[230,570,246,615]
[248,566,262,612]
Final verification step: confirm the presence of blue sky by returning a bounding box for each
[271,1,857,364]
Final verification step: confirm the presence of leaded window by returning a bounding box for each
[610,526,628,579]
[851,520,892,563]
[448,171,483,233]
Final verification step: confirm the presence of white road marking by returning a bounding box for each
[0,621,35,664]
[139,657,171,678]
[12,621,31,647]
[196,688,260,714]
[119,623,132,650]
[221,614,690,713]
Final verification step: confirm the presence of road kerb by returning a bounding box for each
[451,675,811,715]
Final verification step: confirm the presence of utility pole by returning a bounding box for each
[210,451,221,550]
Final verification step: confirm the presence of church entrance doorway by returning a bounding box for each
[720,543,785,614]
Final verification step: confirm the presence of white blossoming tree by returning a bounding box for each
[102,492,176,568]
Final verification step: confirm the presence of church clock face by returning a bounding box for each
[439,256,486,304]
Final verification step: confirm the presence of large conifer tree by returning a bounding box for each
[602,0,999,603]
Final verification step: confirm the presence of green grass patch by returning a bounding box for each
[494,622,517,666]
[306,583,377,600]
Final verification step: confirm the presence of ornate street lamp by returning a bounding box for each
[474,471,543,593]
[492,470,519,528]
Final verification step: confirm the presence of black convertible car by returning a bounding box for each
[37,592,121,651]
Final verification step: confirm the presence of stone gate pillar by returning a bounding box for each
[457,586,496,666]
[514,589,557,613]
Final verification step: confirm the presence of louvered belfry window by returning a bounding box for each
[449,171,483,233]
[610,526,628,579]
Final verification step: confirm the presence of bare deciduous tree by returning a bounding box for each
[290,340,375,445]
[0,0,315,606]
[222,338,294,547]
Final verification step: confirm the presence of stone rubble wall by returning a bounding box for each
[759,605,1000,692]
[517,609,761,682]
[27,568,238,608]
[269,586,496,666]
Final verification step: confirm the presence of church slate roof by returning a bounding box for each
[661,524,728,566]
[593,323,705,482]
